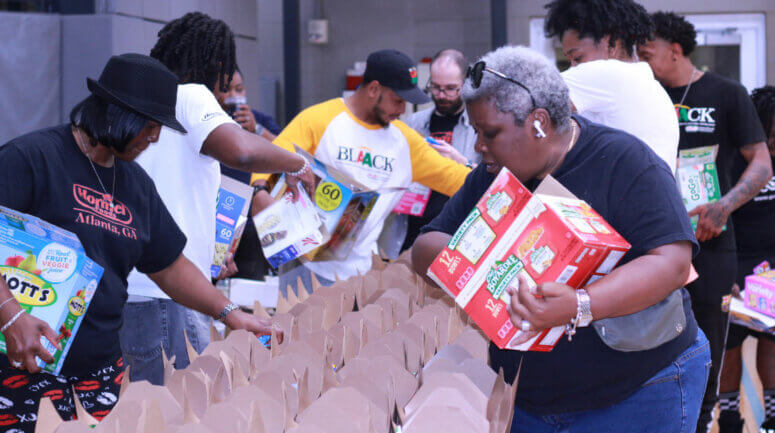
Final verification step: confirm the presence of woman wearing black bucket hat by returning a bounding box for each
[0,53,292,432]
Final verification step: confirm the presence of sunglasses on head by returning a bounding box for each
[467,61,537,109]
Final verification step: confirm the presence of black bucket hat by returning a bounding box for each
[87,53,187,133]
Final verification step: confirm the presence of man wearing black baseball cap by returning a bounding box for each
[252,48,470,295]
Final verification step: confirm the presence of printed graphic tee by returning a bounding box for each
[127,84,237,299]
[664,72,767,253]
[272,98,470,281]
[0,125,185,374]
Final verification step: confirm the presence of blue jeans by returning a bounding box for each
[118,299,210,385]
[278,260,333,297]
[511,330,711,433]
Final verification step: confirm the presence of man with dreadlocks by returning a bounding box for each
[639,13,772,432]
[716,86,775,433]
[120,12,314,385]
[544,0,679,172]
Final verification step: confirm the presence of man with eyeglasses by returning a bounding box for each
[400,49,480,251]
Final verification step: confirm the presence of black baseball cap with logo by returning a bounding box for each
[363,49,431,105]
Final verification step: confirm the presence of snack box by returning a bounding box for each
[677,145,723,232]
[744,261,775,318]
[254,188,327,268]
[393,183,432,217]
[427,168,630,351]
[0,206,104,374]
[211,176,254,278]
[272,145,386,261]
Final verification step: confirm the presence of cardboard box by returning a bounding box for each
[393,183,432,217]
[427,168,630,351]
[254,188,326,268]
[726,293,775,335]
[744,261,775,318]
[211,176,254,279]
[0,206,104,374]
[272,146,392,261]
[677,145,724,232]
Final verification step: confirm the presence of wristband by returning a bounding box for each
[1,310,24,334]
[286,157,310,178]
[565,288,593,342]
[216,303,239,321]
[255,124,264,136]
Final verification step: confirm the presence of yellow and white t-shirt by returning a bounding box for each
[254,98,469,280]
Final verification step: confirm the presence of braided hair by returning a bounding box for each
[150,12,236,92]
[544,0,653,57]
[650,11,697,57]
[752,86,775,139]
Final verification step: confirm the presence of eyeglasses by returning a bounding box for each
[425,83,462,97]
[467,60,536,108]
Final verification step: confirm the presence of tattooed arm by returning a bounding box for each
[690,141,772,242]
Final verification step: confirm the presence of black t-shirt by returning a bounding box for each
[402,110,464,251]
[423,116,699,414]
[732,155,775,258]
[0,125,186,375]
[664,72,767,253]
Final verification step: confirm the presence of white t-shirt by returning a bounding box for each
[561,60,679,172]
[126,84,236,299]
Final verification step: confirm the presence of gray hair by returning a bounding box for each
[462,46,571,132]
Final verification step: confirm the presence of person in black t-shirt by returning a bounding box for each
[0,55,280,433]
[413,45,707,433]
[639,13,772,432]
[717,86,775,433]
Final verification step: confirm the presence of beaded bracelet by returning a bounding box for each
[287,157,310,177]
[0,310,25,334]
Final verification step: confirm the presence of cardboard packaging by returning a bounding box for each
[725,293,775,335]
[744,261,775,318]
[211,176,254,278]
[393,183,432,217]
[272,146,393,261]
[427,168,630,352]
[0,206,104,374]
[677,145,724,231]
[254,188,326,268]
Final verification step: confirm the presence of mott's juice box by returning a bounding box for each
[428,169,630,352]
[677,145,724,232]
[211,176,253,278]
[0,206,104,374]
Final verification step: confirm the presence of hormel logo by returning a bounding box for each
[409,67,418,85]
[337,146,395,172]
[73,184,132,226]
[486,255,523,298]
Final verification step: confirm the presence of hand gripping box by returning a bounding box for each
[677,145,723,232]
[211,176,254,278]
[427,168,630,351]
[0,206,104,374]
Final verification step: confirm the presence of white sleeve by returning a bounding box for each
[561,62,617,114]
[179,84,238,154]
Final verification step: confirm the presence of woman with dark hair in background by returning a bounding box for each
[0,54,281,433]
[121,12,314,386]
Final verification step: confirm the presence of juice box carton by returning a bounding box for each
[0,206,104,374]
[211,176,254,278]
[254,188,327,268]
[744,261,775,318]
[677,145,723,232]
[427,168,630,352]
[272,145,387,261]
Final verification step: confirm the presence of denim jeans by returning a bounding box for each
[511,330,711,433]
[119,299,210,385]
[278,260,334,297]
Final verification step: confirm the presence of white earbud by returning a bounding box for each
[534,120,547,138]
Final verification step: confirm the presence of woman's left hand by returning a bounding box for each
[506,275,578,343]
[223,309,283,344]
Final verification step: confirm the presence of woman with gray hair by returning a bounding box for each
[412,45,709,432]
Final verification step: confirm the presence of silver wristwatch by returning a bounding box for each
[216,303,239,321]
[576,289,593,327]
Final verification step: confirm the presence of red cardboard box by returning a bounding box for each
[427,168,630,351]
